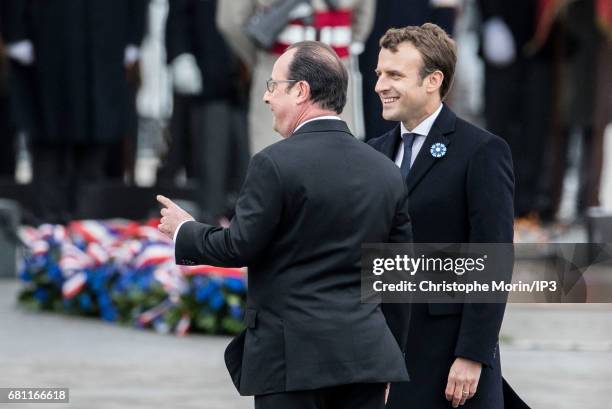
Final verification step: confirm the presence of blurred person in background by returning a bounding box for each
[0,0,148,224]
[542,0,612,220]
[217,0,375,154]
[477,0,556,220]
[360,0,459,139]
[156,0,249,224]
[105,33,144,185]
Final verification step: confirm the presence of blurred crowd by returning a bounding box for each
[0,0,610,226]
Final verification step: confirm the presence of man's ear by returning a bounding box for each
[427,71,444,95]
[295,80,311,104]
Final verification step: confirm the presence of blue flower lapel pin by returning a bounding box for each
[430,142,447,158]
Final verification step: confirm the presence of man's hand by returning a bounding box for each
[483,17,516,67]
[156,195,195,240]
[445,357,482,407]
[171,53,203,95]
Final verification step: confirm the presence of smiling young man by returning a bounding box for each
[368,24,528,409]
[157,41,413,409]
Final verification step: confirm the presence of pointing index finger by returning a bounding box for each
[156,195,175,208]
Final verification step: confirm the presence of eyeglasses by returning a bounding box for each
[266,79,298,93]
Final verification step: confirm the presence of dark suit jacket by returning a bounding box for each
[176,119,412,396]
[368,105,524,409]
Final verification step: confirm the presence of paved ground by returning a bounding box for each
[1,278,611,409]
[0,279,251,409]
[499,304,612,409]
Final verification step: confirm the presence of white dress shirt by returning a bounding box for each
[394,104,443,169]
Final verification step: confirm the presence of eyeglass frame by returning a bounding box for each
[266,78,298,93]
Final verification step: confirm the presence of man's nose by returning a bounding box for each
[374,76,387,94]
[263,90,271,104]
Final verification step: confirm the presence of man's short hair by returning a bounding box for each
[286,41,348,114]
[380,23,457,100]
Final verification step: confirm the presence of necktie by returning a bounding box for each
[400,133,416,179]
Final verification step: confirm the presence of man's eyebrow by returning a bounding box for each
[376,69,404,77]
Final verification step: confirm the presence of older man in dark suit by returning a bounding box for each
[157,41,412,409]
[368,24,528,409]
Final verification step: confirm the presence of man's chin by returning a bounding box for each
[381,109,399,122]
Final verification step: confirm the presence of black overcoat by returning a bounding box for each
[369,105,529,409]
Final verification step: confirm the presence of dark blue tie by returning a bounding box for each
[400,133,416,179]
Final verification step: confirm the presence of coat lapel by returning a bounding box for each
[405,105,457,194]
[378,125,402,160]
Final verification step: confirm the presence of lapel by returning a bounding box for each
[405,105,457,194]
[377,125,402,160]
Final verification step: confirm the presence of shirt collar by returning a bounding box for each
[400,103,443,137]
[293,115,342,133]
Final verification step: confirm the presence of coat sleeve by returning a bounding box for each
[175,151,283,267]
[216,0,257,68]
[467,136,514,243]
[454,136,514,367]
[165,0,192,63]
[0,0,29,43]
[127,0,149,46]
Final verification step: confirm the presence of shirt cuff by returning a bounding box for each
[174,220,192,243]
